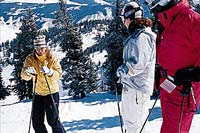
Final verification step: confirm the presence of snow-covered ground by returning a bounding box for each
[1,62,200,133]
[1,92,200,133]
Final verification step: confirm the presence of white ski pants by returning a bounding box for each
[121,89,151,133]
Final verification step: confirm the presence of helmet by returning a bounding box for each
[121,2,143,20]
[146,0,171,10]
[145,0,179,12]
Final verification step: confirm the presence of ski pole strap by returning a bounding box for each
[161,69,175,83]
[181,81,192,96]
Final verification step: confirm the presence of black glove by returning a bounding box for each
[174,67,200,86]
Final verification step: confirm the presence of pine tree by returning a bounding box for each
[99,0,128,93]
[0,65,10,100]
[84,60,98,93]
[82,0,128,93]
[11,9,38,100]
[1,41,11,66]
[52,0,97,99]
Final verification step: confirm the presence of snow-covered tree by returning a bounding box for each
[98,0,128,93]
[82,0,128,93]
[46,0,71,48]
[51,0,97,99]
[11,8,38,100]
[0,65,10,100]
[1,41,11,67]
[84,60,98,93]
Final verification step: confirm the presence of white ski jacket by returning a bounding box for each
[117,27,156,95]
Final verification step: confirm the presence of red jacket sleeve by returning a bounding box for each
[191,12,200,66]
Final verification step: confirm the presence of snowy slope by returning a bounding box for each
[1,92,200,133]
[0,0,115,27]
[1,0,81,4]
[1,56,200,133]
[0,0,118,45]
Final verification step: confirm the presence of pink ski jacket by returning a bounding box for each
[157,0,200,74]
[157,0,200,132]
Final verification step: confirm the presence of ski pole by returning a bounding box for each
[139,95,159,133]
[43,74,65,133]
[114,81,124,133]
[178,82,192,133]
[28,74,37,133]
[178,96,185,133]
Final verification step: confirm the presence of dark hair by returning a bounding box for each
[128,18,153,33]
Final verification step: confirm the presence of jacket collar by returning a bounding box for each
[35,52,47,63]
[158,0,190,28]
[124,28,145,45]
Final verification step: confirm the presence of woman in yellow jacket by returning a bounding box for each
[21,34,65,133]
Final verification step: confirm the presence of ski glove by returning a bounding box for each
[117,64,128,77]
[117,70,125,77]
[174,66,200,86]
[40,66,54,76]
[25,67,36,76]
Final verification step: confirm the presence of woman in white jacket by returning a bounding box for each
[117,2,156,133]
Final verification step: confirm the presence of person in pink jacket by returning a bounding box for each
[145,0,200,132]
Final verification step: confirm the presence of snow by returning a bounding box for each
[0,17,21,44]
[193,0,200,5]
[1,92,200,133]
[90,50,107,65]
[82,30,108,65]
[40,17,54,30]
[1,0,81,5]
[77,9,113,24]
[2,65,14,86]
[82,32,97,51]
[93,0,111,5]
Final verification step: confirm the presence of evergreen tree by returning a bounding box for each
[0,65,10,100]
[1,41,11,66]
[84,60,98,93]
[52,0,97,99]
[11,8,38,100]
[99,0,128,93]
[82,0,128,93]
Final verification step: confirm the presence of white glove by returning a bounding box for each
[40,66,54,76]
[25,67,36,76]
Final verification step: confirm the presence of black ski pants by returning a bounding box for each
[32,92,65,133]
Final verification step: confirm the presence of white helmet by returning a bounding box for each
[121,2,143,20]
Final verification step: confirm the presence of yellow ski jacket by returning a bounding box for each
[21,50,62,96]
